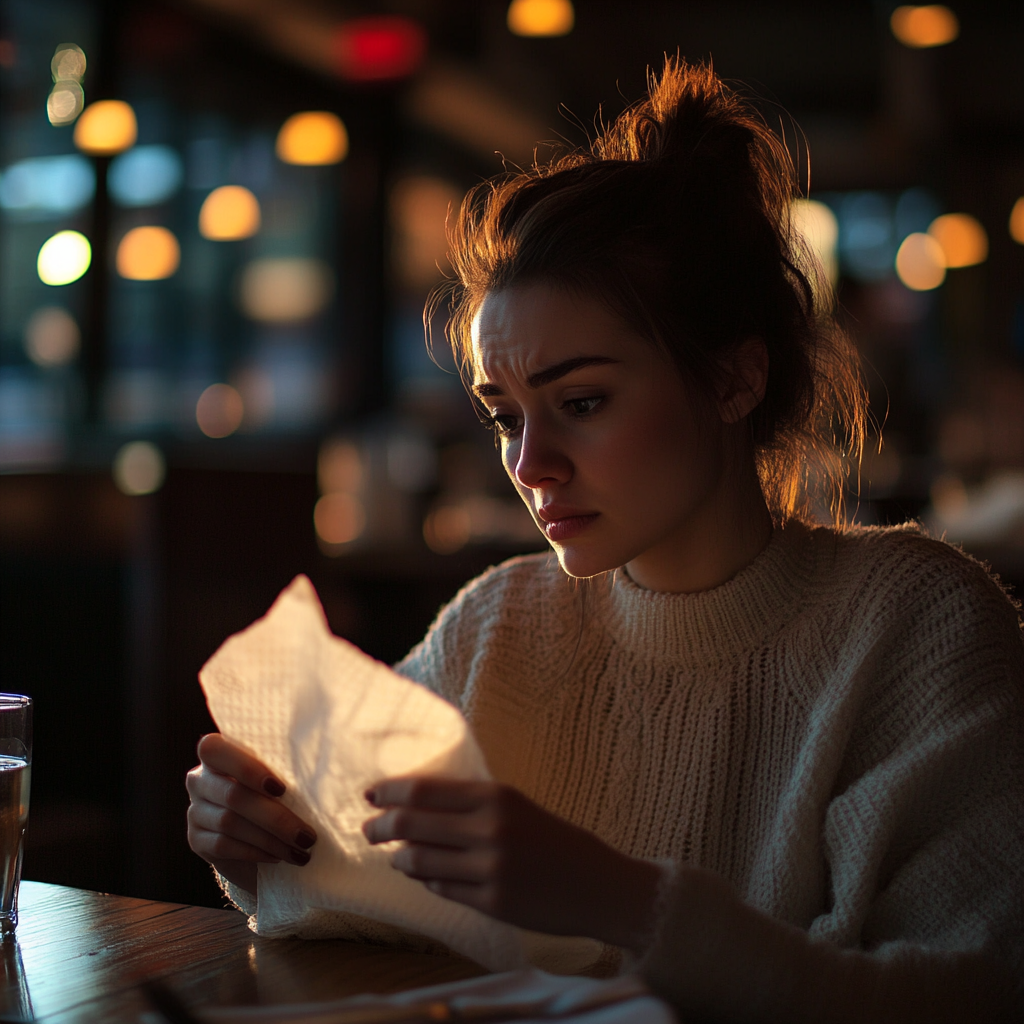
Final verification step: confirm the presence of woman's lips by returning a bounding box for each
[543,513,599,542]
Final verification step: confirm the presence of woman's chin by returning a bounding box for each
[554,545,622,580]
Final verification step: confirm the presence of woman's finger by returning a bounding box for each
[188,826,286,865]
[363,807,492,848]
[368,776,496,813]
[391,843,497,883]
[197,733,286,797]
[188,800,310,864]
[188,767,317,850]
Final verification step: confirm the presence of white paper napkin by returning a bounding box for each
[199,575,604,974]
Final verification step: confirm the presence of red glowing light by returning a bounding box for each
[333,17,427,83]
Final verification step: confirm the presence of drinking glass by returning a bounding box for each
[0,697,32,939]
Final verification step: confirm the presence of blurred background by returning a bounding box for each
[0,0,1022,908]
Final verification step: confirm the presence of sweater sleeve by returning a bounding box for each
[641,538,1024,1022]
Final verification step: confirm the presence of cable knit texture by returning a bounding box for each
[395,521,1024,985]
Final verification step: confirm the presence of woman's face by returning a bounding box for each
[471,283,734,585]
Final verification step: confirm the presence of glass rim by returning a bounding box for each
[0,695,31,708]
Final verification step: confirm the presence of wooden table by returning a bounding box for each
[0,881,485,1023]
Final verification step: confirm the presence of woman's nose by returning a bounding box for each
[512,422,572,489]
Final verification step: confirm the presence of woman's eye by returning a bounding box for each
[488,413,519,436]
[565,396,603,416]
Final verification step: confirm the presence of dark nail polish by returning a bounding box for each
[289,848,311,866]
[295,829,316,850]
[264,778,286,798]
[364,788,378,806]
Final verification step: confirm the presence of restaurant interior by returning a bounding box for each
[1,0,1022,916]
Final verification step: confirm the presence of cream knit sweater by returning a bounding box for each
[395,520,1023,1015]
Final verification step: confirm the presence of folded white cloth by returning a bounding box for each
[200,576,603,974]
[203,967,676,1024]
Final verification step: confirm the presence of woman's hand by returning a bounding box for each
[186,733,317,895]
[362,776,663,951]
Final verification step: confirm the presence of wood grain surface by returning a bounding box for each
[0,881,485,1023]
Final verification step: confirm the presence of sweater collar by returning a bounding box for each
[596,520,816,667]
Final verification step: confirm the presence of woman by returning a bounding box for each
[187,60,1023,1021]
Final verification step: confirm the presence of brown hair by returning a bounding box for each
[428,57,867,526]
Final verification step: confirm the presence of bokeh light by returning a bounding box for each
[51,43,86,81]
[37,230,91,285]
[113,441,166,496]
[791,198,839,284]
[0,155,94,213]
[47,82,84,126]
[333,16,427,82]
[890,6,959,48]
[24,307,80,367]
[198,185,261,240]
[109,145,183,206]
[47,44,87,126]
[391,176,462,289]
[423,504,472,554]
[928,213,988,268]
[116,226,180,281]
[895,232,946,290]
[276,112,349,166]
[238,258,333,322]
[314,493,366,546]
[318,440,364,495]
[196,383,244,438]
[507,0,575,37]
[73,100,138,156]
[1009,198,1024,245]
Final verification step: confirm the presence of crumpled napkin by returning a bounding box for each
[199,575,604,974]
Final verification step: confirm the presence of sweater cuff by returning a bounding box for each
[214,866,259,919]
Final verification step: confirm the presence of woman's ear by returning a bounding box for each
[717,337,768,424]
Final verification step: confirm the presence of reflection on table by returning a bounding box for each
[1,881,485,1023]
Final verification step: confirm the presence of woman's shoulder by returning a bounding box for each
[394,551,573,693]
[445,550,570,615]
[802,519,1021,626]
[418,550,574,650]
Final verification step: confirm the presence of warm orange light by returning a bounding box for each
[73,99,137,156]
[423,505,471,554]
[895,232,946,291]
[238,258,333,322]
[314,493,366,545]
[507,0,574,36]
[116,226,180,281]
[276,112,348,166]
[318,440,364,495]
[196,383,244,438]
[198,185,261,241]
[928,213,987,268]
[1010,198,1024,245]
[890,6,959,48]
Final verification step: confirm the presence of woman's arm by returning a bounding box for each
[365,776,1021,1023]
[641,866,1020,1024]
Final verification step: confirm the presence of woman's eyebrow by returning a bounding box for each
[472,356,620,397]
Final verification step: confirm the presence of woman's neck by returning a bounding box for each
[625,452,774,595]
